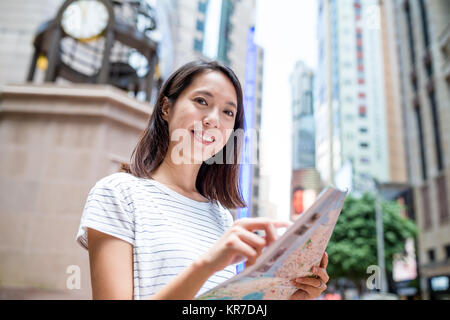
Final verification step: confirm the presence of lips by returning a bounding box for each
[191,130,215,144]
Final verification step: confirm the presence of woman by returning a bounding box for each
[76,60,329,300]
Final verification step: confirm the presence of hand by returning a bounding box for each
[198,217,292,274]
[289,252,330,300]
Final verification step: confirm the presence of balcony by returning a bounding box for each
[439,22,450,55]
[413,94,420,110]
[402,0,410,12]
[444,62,450,84]
[423,49,432,68]
[426,78,435,94]
[410,69,418,89]
[439,22,450,83]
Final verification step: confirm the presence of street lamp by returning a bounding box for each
[373,178,388,294]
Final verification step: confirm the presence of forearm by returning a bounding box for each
[147,257,216,300]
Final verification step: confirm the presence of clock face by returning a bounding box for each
[61,0,109,41]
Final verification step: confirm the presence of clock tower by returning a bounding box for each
[27,0,159,102]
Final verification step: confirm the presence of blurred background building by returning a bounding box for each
[307,0,449,299]
[0,0,64,86]
[385,0,450,300]
[315,0,394,192]
[289,61,320,220]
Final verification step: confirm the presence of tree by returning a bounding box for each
[326,192,418,293]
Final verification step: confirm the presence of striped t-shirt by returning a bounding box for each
[76,172,237,299]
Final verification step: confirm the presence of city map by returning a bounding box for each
[196,186,348,300]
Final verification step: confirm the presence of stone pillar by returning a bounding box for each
[0,83,151,299]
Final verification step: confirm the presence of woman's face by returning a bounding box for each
[162,70,238,164]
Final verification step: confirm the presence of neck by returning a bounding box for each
[149,151,202,194]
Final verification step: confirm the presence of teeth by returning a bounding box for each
[194,131,214,143]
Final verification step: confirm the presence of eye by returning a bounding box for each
[224,110,234,117]
[194,97,207,105]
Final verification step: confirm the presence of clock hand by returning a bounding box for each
[81,1,87,21]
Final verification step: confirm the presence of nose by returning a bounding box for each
[202,108,219,129]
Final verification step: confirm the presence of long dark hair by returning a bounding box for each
[121,60,246,209]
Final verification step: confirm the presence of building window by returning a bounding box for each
[193,38,203,52]
[254,166,260,177]
[405,0,416,64]
[429,92,443,171]
[418,0,430,48]
[445,245,450,260]
[198,1,207,13]
[252,205,259,217]
[422,184,432,229]
[428,249,435,263]
[437,175,449,223]
[415,108,428,180]
[359,172,371,180]
[359,127,368,133]
[253,185,259,198]
[361,157,370,164]
[360,142,369,148]
[359,107,367,118]
[196,19,204,32]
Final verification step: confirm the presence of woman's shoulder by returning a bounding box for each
[92,172,141,195]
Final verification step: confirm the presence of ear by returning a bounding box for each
[161,97,170,121]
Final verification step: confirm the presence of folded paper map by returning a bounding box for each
[196,186,348,300]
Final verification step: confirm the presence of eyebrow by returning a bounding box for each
[193,90,237,110]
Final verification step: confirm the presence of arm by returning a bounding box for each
[148,256,215,300]
[88,217,291,300]
[87,228,134,299]
[87,228,216,300]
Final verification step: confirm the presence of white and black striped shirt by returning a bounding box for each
[76,172,236,299]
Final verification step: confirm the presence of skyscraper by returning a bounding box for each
[315,0,393,192]
[290,61,315,170]
[289,61,320,220]
[387,0,450,300]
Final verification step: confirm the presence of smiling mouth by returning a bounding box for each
[191,130,215,144]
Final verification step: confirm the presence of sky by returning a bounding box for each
[254,0,318,221]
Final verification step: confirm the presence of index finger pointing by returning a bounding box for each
[237,218,292,244]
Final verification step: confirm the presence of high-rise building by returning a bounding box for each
[379,0,409,184]
[315,0,395,192]
[289,61,320,220]
[315,0,334,186]
[166,0,259,81]
[387,0,450,300]
[290,61,315,170]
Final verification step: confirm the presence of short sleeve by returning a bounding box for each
[218,203,234,230]
[76,177,135,250]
